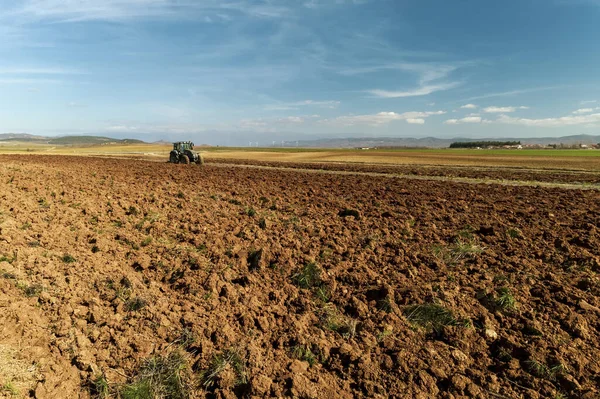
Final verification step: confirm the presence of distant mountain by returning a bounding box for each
[48,136,145,145]
[0,133,145,145]
[286,134,600,149]
[0,133,48,141]
[2,132,599,148]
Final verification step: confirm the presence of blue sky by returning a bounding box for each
[0,0,599,144]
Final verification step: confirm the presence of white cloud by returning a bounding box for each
[7,0,367,23]
[573,108,595,114]
[460,104,477,109]
[482,106,525,113]
[303,0,367,8]
[0,78,61,84]
[463,86,565,102]
[444,116,482,125]
[265,99,340,111]
[326,110,445,126]
[358,62,465,98]
[0,67,85,75]
[280,116,304,123]
[495,113,600,127]
[239,115,306,129]
[5,0,293,23]
[369,82,460,98]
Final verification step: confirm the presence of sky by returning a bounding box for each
[0,0,599,145]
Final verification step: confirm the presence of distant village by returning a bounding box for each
[356,141,600,150]
[449,141,599,150]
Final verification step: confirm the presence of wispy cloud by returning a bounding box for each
[303,0,368,8]
[460,104,477,109]
[5,0,366,23]
[573,108,595,114]
[482,106,528,113]
[369,82,460,98]
[265,99,340,111]
[361,62,464,98]
[4,0,295,23]
[463,86,565,102]
[0,78,62,84]
[581,100,597,105]
[0,67,85,75]
[445,116,482,125]
[493,112,600,127]
[325,110,445,126]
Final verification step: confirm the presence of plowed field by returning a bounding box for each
[1,155,599,399]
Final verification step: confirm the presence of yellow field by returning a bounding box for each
[1,142,599,170]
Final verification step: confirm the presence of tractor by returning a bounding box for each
[169,141,204,165]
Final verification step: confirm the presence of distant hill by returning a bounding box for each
[287,134,600,149]
[0,133,146,146]
[0,133,48,142]
[2,132,600,148]
[48,136,145,145]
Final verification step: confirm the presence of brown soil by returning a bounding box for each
[1,154,599,399]
[209,158,600,185]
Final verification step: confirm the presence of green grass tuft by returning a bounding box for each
[433,238,484,266]
[23,283,43,297]
[199,349,247,388]
[319,303,358,339]
[91,374,109,398]
[291,345,318,366]
[293,262,321,289]
[125,297,148,312]
[119,352,190,399]
[62,254,77,263]
[494,287,516,311]
[403,303,467,333]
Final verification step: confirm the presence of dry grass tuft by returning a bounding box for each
[0,344,40,397]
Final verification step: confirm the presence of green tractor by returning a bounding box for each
[169,141,204,165]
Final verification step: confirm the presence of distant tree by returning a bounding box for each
[449,141,521,149]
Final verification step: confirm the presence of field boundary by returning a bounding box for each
[210,162,600,191]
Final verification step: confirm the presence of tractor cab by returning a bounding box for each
[174,141,194,151]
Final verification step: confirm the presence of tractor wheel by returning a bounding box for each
[170,153,179,163]
[195,154,204,165]
[180,154,190,164]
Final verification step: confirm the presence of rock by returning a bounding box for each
[251,375,273,395]
[451,374,470,391]
[579,300,600,315]
[418,370,439,396]
[581,390,600,399]
[451,349,468,363]
[429,366,448,379]
[557,373,582,391]
[289,359,309,374]
[290,374,319,398]
[564,313,590,340]
[350,297,369,318]
[485,328,498,340]
[466,383,482,396]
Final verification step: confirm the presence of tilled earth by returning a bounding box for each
[208,158,600,185]
[0,155,599,399]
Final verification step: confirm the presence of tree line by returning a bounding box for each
[449,141,521,149]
